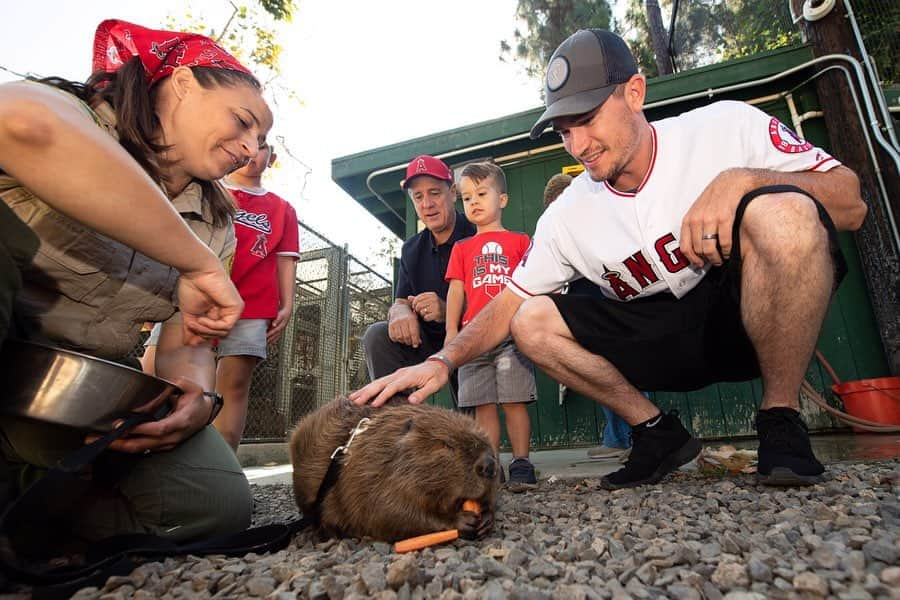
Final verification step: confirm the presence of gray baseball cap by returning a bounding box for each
[529,29,639,139]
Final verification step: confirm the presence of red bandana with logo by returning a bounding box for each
[92,19,252,86]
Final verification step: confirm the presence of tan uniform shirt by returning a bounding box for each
[0,87,235,359]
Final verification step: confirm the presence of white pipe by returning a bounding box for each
[798,110,825,121]
[785,93,805,138]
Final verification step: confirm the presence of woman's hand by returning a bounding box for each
[88,376,214,453]
[177,268,244,344]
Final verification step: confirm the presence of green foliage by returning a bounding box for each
[163,1,295,76]
[257,0,294,21]
[613,0,799,78]
[500,0,612,79]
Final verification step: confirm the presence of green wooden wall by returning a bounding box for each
[423,93,889,447]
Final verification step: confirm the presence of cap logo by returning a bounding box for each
[546,56,570,92]
[415,158,428,173]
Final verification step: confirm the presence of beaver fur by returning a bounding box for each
[289,396,498,541]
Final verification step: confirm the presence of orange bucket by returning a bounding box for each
[832,376,900,431]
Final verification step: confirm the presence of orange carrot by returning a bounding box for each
[462,500,481,515]
[394,529,459,553]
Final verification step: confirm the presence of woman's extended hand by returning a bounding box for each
[177,268,244,344]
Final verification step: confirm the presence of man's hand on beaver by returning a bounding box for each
[456,505,494,540]
[350,361,449,406]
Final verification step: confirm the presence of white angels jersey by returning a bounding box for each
[509,100,840,301]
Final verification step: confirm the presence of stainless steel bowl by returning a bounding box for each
[0,339,178,431]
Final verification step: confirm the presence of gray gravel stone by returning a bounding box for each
[362,563,388,594]
[747,556,773,583]
[245,575,276,597]
[793,572,829,597]
[387,555,420,589]
[711,562,749,588]
[880,566,900,586]
[863,539,899,564]
[667,583,702,600]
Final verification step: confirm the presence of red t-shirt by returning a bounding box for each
[227,187,300,319]
[445,230,531,328]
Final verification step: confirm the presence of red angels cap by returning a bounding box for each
[401,155,454,190]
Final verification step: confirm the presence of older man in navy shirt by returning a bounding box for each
[362,155,475,405]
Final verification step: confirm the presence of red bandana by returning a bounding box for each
[92,19,253,86]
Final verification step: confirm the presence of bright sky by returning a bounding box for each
[0,0,545,276]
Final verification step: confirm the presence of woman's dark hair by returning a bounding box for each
[34,59,261,227]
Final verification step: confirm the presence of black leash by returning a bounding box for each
[306,416,371,526]
[0,409,310,599]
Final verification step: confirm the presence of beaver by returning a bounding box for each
[289,396,498,542]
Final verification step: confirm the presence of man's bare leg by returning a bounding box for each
[510,298,700,488]
[739,191,832,484]
[739,192,833,409]
[509,296,657,426]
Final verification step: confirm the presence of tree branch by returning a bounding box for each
[215,1,240,43]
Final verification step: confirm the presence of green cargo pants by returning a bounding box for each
[0,417,252,544]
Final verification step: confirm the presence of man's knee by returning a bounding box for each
[741,191,827,259]
[362,320,390,353]
[510,296,559,352]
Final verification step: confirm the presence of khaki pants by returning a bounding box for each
[0,418,252,544]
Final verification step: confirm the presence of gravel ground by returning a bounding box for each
[50,458,900,599]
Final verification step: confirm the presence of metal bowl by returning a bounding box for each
[0,339,178,431]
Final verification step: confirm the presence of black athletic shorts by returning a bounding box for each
[548,185,847,392]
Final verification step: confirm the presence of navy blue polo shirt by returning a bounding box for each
[395,212,476,341]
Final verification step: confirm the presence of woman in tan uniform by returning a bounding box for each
[0,19,273,544]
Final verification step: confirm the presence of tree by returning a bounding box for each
[614,0,798,77]
[644,0,673,76]
[502,0,801,81]
[370,234,401,280]
[500,0,612,81]
[163,0,295,79]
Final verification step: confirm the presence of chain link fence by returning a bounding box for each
[852,0,899,86]
[242,221,393,442]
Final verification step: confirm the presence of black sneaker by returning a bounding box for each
[601,411,701,489]
[756,407,825,486]
[507,458,537,492]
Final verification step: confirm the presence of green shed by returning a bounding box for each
[332,45,891,447]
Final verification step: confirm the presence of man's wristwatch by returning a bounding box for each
[426,353,455,373]
[203,391,224,425]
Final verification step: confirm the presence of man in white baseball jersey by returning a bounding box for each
[352,30,867,489]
